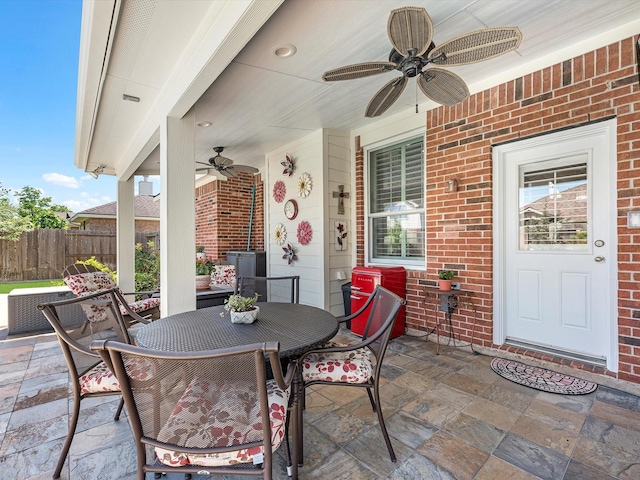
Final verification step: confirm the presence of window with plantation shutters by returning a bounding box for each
[368,137,425,265]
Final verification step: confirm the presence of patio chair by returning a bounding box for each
[63,263,160,324]
[37,288,141,479]
[91,339,297,480]
[235,276,300,303]
[297,285,405,463]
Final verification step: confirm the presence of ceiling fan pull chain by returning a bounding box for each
[415,79,419,114]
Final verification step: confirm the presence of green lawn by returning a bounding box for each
[0,280,65,294]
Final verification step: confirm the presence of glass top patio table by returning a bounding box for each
[135,302,339,359]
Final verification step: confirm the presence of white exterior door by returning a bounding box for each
[493,120,617,370]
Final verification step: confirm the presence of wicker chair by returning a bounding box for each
[297,285,405,463]
[63,263,160,324]
[235,276,300,304]
[91,340,297,480]
[37,288,140,479]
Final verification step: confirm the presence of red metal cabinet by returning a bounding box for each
[350,266,406,338]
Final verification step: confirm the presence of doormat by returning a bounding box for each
[490,357,597,395]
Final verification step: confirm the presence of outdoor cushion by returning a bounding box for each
[301,343,373,383]
[155,378,290,467]
[79,357,154,394]
[211,265,235,287]
[64,272,160,322]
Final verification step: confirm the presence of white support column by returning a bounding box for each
[116,177,135,295]
[160,111,196,315]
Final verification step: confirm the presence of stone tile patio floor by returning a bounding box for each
[1,325,640,480]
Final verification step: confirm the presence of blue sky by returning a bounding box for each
[0,1,157,213]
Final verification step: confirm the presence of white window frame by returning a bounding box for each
[364,128,426,269]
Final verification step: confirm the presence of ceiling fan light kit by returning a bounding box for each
[322,6,522,117]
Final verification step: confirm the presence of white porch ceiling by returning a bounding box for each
[77,0,640,178]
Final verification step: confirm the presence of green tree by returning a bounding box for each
[15,186,70,229]
[0,183,33,241]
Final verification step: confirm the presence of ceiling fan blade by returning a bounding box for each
[387,6,433,57]
[428,27,522,66]
[212,156,234,168]
[322,62,397,81]
[196,161,211,167]
[218,168,235,178]
[231,164,259,174]
[418,68,469,106]
[365,76,408,118]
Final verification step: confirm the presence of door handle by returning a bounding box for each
[594,256,605,263]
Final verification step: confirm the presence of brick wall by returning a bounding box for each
[356,35,640,384]
[195,173,264,263]
[83,218,159,233]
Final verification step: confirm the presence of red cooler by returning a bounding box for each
[350,266,406,338]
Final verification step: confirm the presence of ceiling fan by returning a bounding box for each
[196,147,259,178]
[322,6,522,117]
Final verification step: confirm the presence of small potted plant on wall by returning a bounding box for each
[438,270,455,291]
[222,293,260,324]
[195,256,216,290]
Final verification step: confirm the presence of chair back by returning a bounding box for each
[360,286,405,362]
[93,340,289,477]
[38,288,132,380]
[236,276,300,303]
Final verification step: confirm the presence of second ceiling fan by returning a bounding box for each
[322,6,522,117]
[196,147,259,178]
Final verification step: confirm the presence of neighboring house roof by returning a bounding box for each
[519,184,587,223]
[55,211,80,228]
[69,195,160,223]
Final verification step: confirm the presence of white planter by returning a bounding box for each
[230,306,259,324]
[196,252,206,260]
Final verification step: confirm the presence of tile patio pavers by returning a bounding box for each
[1,326,640,479]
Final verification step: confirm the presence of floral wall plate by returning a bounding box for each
[298,173,312,198]
[273,223,287,245]
[297,220,312,245]
[273,180,286,203]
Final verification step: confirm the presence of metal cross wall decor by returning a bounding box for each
[332,185,350,215]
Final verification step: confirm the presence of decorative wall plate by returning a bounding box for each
[281,154,294,176]
[297,220,312,245]
[273,180,286,203]
[273,223,287,245]
[298,173,312,198]
[284,199,298,220]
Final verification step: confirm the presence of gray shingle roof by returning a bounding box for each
[72,195,160,219]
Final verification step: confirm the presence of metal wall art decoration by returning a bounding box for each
[273,223,287,245]
[273,180,286,203]
[335,220,348,251]
[332,184,350,215]
[298,173,312,198]
[281,154,294,176]
[282,243,297,265]
[297,220,312,245]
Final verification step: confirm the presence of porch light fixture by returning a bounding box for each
[89,165,105,179]
[122,94,140,103]
[445,177,459,193]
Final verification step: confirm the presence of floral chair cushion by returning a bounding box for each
[79,362,120,394]
[64,272,160,322]
[80,357,154,394]
[301,343,373,384]
[211,265,236,287]
[155,378,290,468]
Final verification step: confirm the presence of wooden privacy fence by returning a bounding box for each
[0,230,122,282]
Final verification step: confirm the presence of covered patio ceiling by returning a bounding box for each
[76,0,640,180]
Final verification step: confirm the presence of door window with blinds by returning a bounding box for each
[519,156,588,252]
[368,136,425,265]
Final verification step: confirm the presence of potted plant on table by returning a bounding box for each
[222,293,260,324]
[438,270,455,291]
[195,256,216,290]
